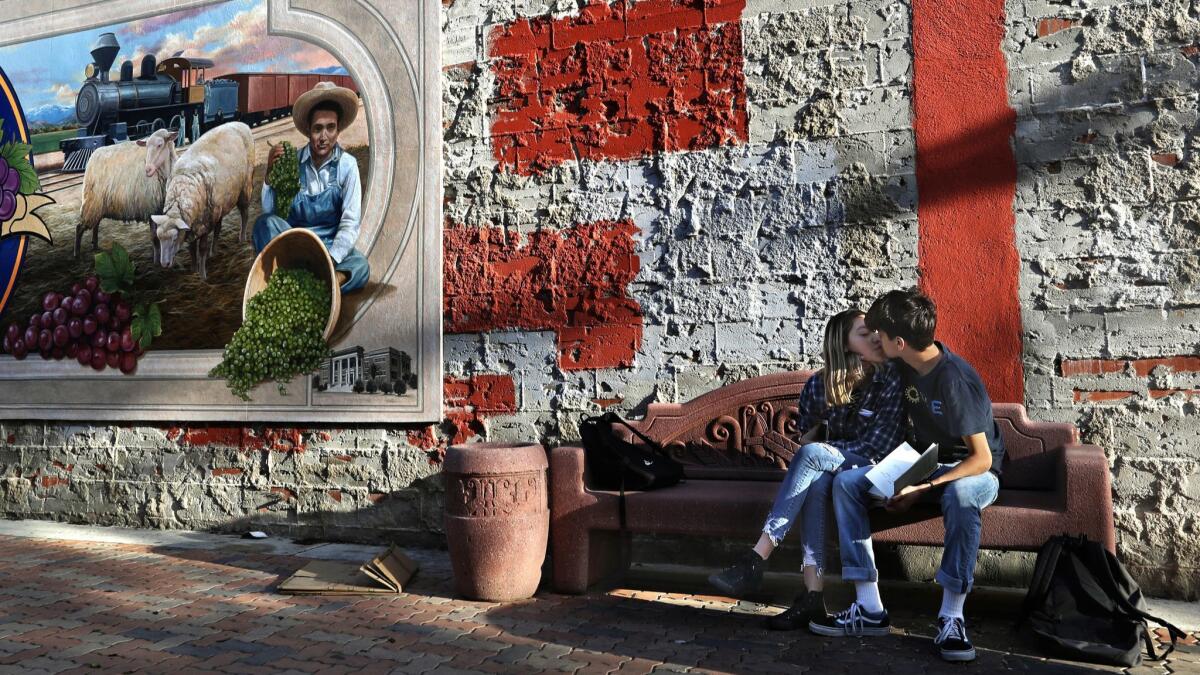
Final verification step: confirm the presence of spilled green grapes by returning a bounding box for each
[210,268,331,401]
[268,141,300,219]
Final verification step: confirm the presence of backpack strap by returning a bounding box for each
[1019,535,1067,629]
[602,412,665,454]
[1080,542,1188,662]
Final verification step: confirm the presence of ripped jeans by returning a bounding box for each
[761,443,871,572]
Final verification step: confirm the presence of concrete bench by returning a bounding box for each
[548,370,1115,594]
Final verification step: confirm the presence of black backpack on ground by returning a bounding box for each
[579,412,684,535]
[1019,534,1187,667]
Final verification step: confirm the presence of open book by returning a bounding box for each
[866,442,939,500]
[278,543,419,595]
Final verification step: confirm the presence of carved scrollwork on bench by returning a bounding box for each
[658,398,801,469]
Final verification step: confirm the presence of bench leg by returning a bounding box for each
[551,527,631,594]
[587,530,631,589]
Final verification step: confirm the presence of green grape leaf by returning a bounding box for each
[95,244,134,293]
[131,303,162,350]
[0,141,39,194]
[94,250,119,292]
[147,303,162,337]
[110,242,134,283]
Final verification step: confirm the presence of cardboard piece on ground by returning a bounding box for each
[278,544,419,595]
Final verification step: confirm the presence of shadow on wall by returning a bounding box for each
[189,473,449,551]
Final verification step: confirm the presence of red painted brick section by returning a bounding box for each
[1060,356,1200,378]
[1149,389,1200,399]
[270,487,297,501]
[444,374,518,413]
[407,374,520,452]
[1037,18,1079,37]
[913,0,1025,403]
[1152,153,1180,167]
[1060,358,1127,377]
[1073,390,1136,403]
[444,220,642,370]
[489,0,748,174]
[1131,356,1200,377]
[166,426,310,452]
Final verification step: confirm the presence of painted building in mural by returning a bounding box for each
[318,346,414,393]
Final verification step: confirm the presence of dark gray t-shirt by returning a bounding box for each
[894,342,1005,475]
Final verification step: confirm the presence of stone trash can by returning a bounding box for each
[443,442,549,601]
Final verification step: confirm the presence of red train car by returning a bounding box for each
[217,72,359,127]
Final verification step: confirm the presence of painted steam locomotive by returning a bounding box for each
[60,32,358,172]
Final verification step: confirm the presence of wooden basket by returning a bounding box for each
[242,227,341,341]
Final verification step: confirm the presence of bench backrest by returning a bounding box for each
[623,370,1079,490]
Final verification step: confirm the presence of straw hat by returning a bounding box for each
[293,81,358,135]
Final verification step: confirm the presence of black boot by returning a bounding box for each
[766,590,826,630]
[707,550,766,598]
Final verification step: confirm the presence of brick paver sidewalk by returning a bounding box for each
[0,535,1194,674]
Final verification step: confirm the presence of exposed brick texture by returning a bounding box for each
[1007,0,1200,597]
[489,0,749,174]
[444,220,642,370]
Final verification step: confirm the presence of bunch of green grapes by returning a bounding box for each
[210,268,331,400]
[268,141,300,219]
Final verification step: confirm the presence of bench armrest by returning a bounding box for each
[1061,442,1116,552]
[550,445,596,511]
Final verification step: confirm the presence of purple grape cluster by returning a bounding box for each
[0,156,19,222]
[2,275,143,374]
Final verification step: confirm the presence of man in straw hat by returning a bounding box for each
[254,81,369,293]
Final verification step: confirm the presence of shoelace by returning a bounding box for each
[935,617,966,645]
[835,602,869,635]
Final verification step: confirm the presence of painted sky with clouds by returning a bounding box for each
[0,0,343,112]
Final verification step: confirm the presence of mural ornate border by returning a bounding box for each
[0,0,443,423]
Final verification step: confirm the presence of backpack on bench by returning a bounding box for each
[579,411,683,493]
[1020,534,1187,667]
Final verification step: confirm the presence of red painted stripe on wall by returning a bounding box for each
[912,0,1025,403]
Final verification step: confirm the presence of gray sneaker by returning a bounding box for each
[707,550,765,598]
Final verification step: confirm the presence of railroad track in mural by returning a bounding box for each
[34,113,304,191]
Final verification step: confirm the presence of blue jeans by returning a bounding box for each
[252,214,370,294]
[762,443,871,573]
[832,463,1000,593]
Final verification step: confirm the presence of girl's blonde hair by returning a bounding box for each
[822,309,868,407]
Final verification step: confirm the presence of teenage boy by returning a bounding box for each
[808,288,1005,663]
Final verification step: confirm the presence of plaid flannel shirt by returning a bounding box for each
[795,362,906,464]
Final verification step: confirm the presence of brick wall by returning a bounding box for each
[1005,0,1200,596]
[0,0,1196,599]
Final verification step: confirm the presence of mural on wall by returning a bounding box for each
[0,0,443,422]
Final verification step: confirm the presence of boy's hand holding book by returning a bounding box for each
[866,441,940,510]
[886,480,933,512]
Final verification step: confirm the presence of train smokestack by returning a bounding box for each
[90,32,120,83]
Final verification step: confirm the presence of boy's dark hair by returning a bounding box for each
[865,288,937,349]
[309,100,343,128]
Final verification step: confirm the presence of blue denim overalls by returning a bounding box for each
[252,147,369,294]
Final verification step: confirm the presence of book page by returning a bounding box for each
[865,442,922,499]
[893,444,939,494]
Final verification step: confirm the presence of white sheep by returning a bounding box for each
[150,122,255,281]
[75,129,177,262]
